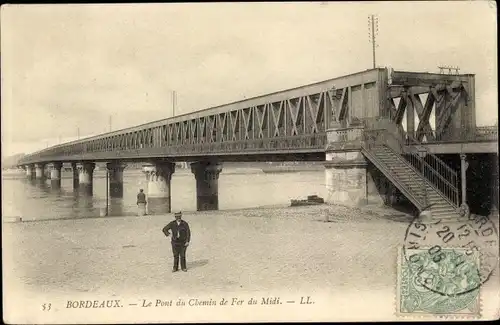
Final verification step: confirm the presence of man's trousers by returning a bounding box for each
[171,242,187,270]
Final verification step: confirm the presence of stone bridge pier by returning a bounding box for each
[324,151,394,207]
[191,161,223,211]
[34,163,46,181]
[49,162,63,189]
[71,162,79,189]
[324,125,395,208]
[77,162,95,195]
[25,164,34,180]
[107,162,127,198]
[142,162,176,215]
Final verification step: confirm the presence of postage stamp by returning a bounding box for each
[397,212,499,318]
[396,246,481,318]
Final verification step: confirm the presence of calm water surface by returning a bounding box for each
[2,168,327,221]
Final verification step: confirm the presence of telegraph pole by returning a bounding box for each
[77,127,80,140]
[368,14,379,69]
[172,90,176,117]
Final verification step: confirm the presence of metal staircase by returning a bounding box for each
[361,118,460,220]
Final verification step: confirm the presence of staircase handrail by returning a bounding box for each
[404,134,458,182]
[362,118,459,208]
[402,133,459,208]
[360,144,428,209]
[403,138,459,208]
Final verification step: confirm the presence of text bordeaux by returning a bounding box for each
[66,300,123,309]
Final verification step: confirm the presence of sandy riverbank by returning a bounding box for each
[3,204,500,322]
[3,204,413,294]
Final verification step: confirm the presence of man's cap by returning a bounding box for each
[174,211,182,217]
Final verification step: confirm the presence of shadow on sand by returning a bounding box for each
[188,259,209,270]
[372,203,416,223]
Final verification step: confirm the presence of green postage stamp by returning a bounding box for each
[397,247,481,318]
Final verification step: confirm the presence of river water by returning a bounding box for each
[1,167,327,221]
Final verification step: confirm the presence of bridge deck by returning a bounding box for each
[422,141,497,154]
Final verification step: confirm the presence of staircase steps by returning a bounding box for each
[363,144,459,221]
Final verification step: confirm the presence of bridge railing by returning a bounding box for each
[17,133,327,164]
[476,126,498,140]
[415,126,498,143]
[326,125,364,143]
[165,133,327,155]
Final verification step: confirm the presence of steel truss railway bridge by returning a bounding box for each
[17,68,498,218]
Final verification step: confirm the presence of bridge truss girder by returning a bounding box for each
[385,72,476,143]
[20,69,389,165]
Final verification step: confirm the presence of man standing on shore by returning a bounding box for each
[162,211,191,272]
[137,189,147,216]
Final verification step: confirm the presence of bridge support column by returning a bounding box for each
[324,151,390,207]
[107,162,127,198]
[191,161,223,211]
[324,152,368,206]
[25,165,34,179]
[34,163,46,181]
[142,162,175,215]
[71,162,79,189]
[49,162,63,189]
[460,154,468,205]
[77,162,95,195]
[458,153,471,219]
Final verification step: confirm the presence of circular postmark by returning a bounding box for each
[403,212,499,297]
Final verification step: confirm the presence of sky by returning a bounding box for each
[1,1,497,157]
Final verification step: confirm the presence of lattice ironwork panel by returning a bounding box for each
[387,72,477,143]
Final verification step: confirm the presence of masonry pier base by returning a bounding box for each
[34,163,46,183]
[71,162,79,189]
[191,161,223,211]
[25,165,34,180]
[107,162,127,198]
[49,162,62,189]
[142,162,175,215]
[77,162,95,195]
[324,151,396,208]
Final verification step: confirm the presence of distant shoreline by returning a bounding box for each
[2,166,324,180]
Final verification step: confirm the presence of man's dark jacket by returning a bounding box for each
[162,220,191,243]
[137,192,147,204]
